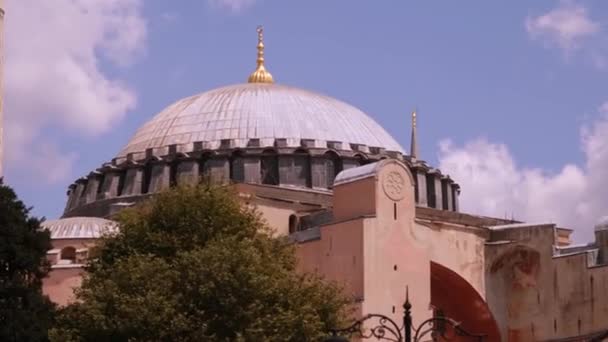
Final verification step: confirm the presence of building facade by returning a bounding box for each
[41,27,608,341]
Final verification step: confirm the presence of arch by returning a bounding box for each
[60,246,77,263]
[261,149,279,185]
[353,153,368,166]
[198,152,212,182]
[230,150,245,183]
[431,261,501,341]
[324,151,342,188]
[294,149,312,188]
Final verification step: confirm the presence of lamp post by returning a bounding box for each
[324,287,485,342]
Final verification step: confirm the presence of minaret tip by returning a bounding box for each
[410,109,418,159]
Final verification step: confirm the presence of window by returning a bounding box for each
[441,180,449,210]
[261,150,279,185]
[117,171,126,196]
[426,174,436,208]
[170,160,179,187]
[198,153,210,183]
[325,151,342,188]
[141,163,153,194]
[230,151,245,183]
[294,149,311,188]
[97,174,106,195]
[60,247,76,263]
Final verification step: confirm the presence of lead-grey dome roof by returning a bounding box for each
[117,83,403,158]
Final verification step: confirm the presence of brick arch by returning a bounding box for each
[431,261,501,341]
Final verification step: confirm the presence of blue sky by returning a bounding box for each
[5,0,608,242]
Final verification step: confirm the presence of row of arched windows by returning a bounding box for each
[75,150,364,208]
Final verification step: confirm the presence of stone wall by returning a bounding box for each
[485,224,608,341]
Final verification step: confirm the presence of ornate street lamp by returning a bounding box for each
[324,288,485,342]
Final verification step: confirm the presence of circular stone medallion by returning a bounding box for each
[383,171,406,201]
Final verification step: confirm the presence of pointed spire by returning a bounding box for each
[410,109,418,159]
[248,25,274,84]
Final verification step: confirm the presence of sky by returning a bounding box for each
[4,0,608,243]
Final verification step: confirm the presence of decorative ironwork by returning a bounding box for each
[324,287,486,342]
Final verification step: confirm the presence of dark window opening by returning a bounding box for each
[413,173,419,204]
[325,152,343,188]
[294,150,312,188]
[230,152,245,183]
[170,161,179,187]
[141,164,153,194]
[426,174,436,208]
[198,155,209,183]
[441,180,449,210]
[97,175,106,195]
[117,171,126,196]
[261,150,279,185]
[60,247,76,263]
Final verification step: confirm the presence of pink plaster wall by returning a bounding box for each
[43,266,83,306]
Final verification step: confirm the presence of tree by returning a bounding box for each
[51,184,351,341]
[0,179,55,341]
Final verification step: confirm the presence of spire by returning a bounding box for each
[410,109,418,159]
[247,25,274,84]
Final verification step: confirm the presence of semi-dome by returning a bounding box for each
[42,217,118,239]
[117,83,403,158]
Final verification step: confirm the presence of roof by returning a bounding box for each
[333,162,380,186]
[116,83,403,158]
[41,217,118,239]
[489,222,555,230]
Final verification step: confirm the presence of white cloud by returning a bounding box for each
[207,0,256,13]
[525,1,599,51]
[438,110,608,243]
[4,0,146,183]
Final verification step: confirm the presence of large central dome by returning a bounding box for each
[118,83,403,158]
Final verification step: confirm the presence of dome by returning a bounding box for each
[42,217,118,239]
[117,83,403,158]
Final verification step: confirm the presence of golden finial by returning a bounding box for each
[247,25,274,84]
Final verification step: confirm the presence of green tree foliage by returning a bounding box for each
[0,179,55,341]
[51,184,351,341]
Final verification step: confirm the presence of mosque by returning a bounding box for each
[38,27,608,341]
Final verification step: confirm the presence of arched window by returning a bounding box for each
[354,154,367,166]
[261,150,279,185]
[60,246,76,263]
[289,214,299,234]
[294,149,312,188]
[141,162,154,194]
[325,151,342,188]
[230,151,245,183]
